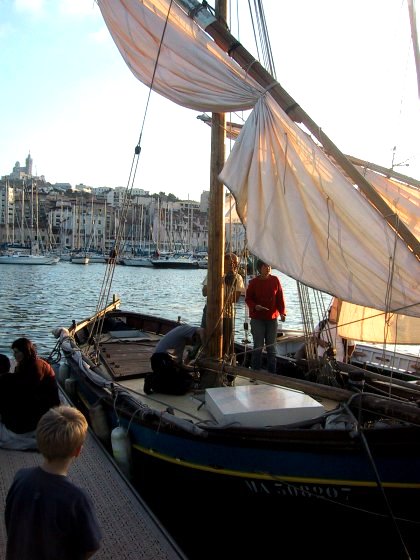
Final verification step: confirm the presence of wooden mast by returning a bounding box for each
[205,0,227,359]
[175,0,420,261]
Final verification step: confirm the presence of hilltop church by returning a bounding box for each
[8,152,33,180]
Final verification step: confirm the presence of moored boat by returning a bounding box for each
[50,1,420,555]
[88,252,108,263]
[53,303,420,531]
[0,252,59,265]
[122,256,153,267]
[71,255,90,265]
[150,254,200,269]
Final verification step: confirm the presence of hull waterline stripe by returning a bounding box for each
[132,444,420,490]
[76,391,420,491]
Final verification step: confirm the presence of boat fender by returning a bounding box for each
[111,426,132,478]
[64,377,77,398]
[57,362,70,385]
[89,403,111,443]
[160,412,207,436]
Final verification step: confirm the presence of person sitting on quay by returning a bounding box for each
[0,337,60,449]
[5,405,102,560]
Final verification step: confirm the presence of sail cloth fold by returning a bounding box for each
[98,0,263,112]
[99,0,420,318]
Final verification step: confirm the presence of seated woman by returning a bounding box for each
[0,338,60,449]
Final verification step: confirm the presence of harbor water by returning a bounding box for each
[0,261,305,358]
[0,260,417,360]
[0,261,418,559]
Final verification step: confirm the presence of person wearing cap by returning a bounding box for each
[201,253,245,359]
[245,260,286,373]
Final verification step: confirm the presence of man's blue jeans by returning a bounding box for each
[250,318,278,373]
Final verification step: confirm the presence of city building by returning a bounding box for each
[0,154,245,255]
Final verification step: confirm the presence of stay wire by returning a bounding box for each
[248,0,276,77]
[343,399,412,559]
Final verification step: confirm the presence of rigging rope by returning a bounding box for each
[248,0,277,78]
[87,0,175,359]
[344,398,412,560]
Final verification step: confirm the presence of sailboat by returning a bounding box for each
[150,253,200,268]
[70,254,90,265]
[70,198,90,264]
[121,255,154,266]
[51,0,420,548]
[0,180,59,265]
[0,246,60,265]
[0,248,60,265]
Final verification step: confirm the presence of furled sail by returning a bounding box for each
[98,0,420,318]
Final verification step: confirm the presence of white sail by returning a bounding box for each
[356,167,420,241]
[335,167,420,342]
[220,95,420,317]
[338,301,420,344]
[98,0,262,112]
[99,0,420,318]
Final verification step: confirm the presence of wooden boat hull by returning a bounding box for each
[53,306,420,525]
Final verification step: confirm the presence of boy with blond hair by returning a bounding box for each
[5,405,102,560]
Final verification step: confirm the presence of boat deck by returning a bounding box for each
[0,411,186,559]
[93,328,339,423]
[98,330,160,379]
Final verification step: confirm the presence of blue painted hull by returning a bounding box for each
[68,370,420,523]
[56,306,420,528]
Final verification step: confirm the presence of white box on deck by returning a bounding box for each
[205,384,324,427]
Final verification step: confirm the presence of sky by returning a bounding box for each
[0,0,419,201]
